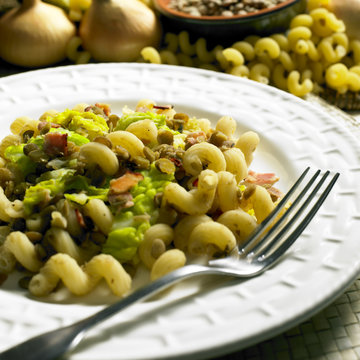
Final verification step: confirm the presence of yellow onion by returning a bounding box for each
[0,0,76,67]
[329,0,360,39]
[79,0,162,62]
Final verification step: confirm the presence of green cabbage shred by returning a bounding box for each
[102,164,174,263]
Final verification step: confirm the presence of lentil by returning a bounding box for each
[22,129,34,142]
[209,130,227,147]
[25,231,43,243]
[155,158,176,174]
[157,129,174,145]
[243,184,256,199]
[132,155,150,170]
[93,136,113,149]
[23,142,39,156]
[107,114,119,131]
[114,145,130,161]
[143,146,157,163]
[168,0,288,17]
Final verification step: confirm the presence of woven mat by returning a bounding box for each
[216,280,360,360]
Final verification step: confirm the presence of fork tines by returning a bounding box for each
[240,167,340,262]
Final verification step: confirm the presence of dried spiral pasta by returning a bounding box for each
[136,0,359,103]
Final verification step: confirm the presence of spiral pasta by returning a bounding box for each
[136,1,359,103]
[29,253,131,297]
[182,142,226,176]
[163,169,218,215]
[0,100,284,299]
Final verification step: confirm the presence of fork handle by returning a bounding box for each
[0,264,216,360]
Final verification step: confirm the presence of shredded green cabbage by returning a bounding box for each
[102,164,174,262]
[64,175,109,205]
[48,110,109,140]
[4,144,36,177]
[23,170,110,213]
[114,111,167,131]
[23,169,76,215]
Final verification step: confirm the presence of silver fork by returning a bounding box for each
[0,167,339,360]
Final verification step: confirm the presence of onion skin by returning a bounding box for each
[0,0,76,68]
[79,0,162,62]
[329,0,360,39]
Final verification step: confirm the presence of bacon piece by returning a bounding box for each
[109,171,144,194]
[38,121,61,130]
[153,104,173,110]
[43,132,68,156]
[95,103,111,117]
[267,186,284,202]
[185,131,207,149]
[192,178,199,187]
[75,208,87,228]
[108,171,143,210]
[135,106,151,113]
[107,192,134,209]
[169,157,182,167]
[245,170,279,187]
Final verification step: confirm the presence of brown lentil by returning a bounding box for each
[27,149,50,163]
[243,184,256,199]
[209,130,228,147]
[93,136,113,149]
[39,122,51,135]
[155,158,176,174]
[90,231,107,245]
[153,144,177,159]
[22,130,35,143]
[132,156,150,170]
[219,140,235,151]
[143,146,157,163]
[25,231,43,243]
[153,192,164,207]
[168,0,288,17]
[23,142,39,156]
[114,145,130,161]
[107,114,120,130]
[157,129,174,145]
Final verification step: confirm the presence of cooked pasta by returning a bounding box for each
[217,209,258,245]
[0,100,284,298]
[29,253,131,297]
[139,223,174,269]
[150,249,186,281]
[188,222,237,257]
[182,142,226,176]
[3,232,43,273]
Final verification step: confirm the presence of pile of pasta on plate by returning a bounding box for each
[0,99,282,298]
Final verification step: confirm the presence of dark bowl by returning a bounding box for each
[154,0,307,43]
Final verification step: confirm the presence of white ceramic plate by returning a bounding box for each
[0,63,359,360]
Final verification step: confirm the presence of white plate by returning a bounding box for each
[0,63,359,360]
